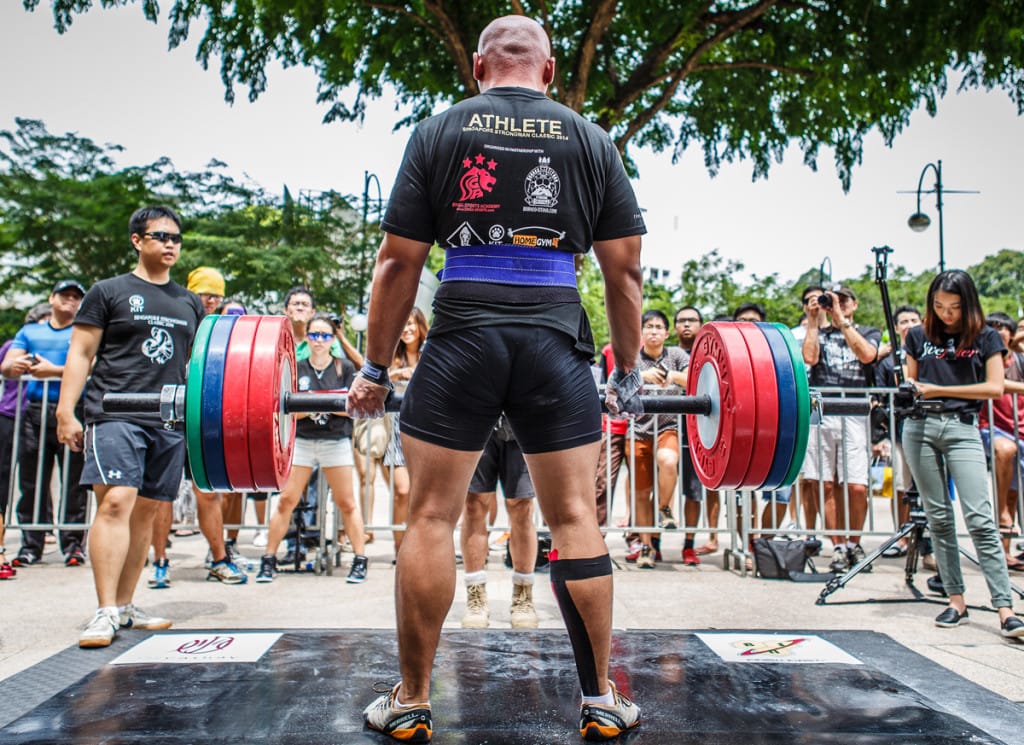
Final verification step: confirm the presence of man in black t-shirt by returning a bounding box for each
[350,15,643,743]
[57,206,203,649]
[801,284,882,574]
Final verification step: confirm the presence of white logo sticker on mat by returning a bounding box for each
[110,632,282,665]
[696,633,862,665]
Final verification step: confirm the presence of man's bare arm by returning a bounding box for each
[592,235,643,374]
[56,325,103,451]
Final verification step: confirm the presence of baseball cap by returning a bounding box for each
[832,284,856,300]
[187,267,226,296]
[52,279,86,296]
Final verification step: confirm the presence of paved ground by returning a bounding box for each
[3,516,1024,706]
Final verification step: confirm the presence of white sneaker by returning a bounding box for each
[252,530,268,548]
[80,609,119,648]
[119,604,173,630]
[579,680,641,740]
[462,583,490,628]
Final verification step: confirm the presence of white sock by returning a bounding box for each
[464,570,487,587]
[512,571,535,586]
[395,687,429,708]
[582,690,615,706]
[101,605,120,617]
[116,604,132,614]
[846,541,858,550]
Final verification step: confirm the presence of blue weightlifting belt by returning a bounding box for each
[442,244,577,287]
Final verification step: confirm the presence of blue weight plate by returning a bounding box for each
[200,314,238,492]
[756,322,799,490]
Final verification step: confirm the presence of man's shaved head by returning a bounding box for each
[476,15,552,81]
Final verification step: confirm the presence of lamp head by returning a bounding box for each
[907,212,931,232]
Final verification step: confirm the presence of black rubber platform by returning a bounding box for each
[1,629,1020,744]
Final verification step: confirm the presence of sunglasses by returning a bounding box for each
[307,331,334,342]
[143,231,183,245]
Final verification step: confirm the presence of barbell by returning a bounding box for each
[102,315,869,493]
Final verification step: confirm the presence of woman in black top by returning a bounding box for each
[902,270,1023,638]
[257,315,369,584]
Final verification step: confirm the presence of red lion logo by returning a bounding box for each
[459,154,498,201]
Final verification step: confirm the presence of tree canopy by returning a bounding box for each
[0,119,373,329]
[27,0,1024,186]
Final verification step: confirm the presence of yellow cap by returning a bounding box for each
[187,267,225,296]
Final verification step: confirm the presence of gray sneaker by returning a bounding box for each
[579,680,641,741]
[118,604,172,630]
[828,546,849,574]
[208,559,248,584]
[849,544,872,573]
[363,682,432,742]
[79,609,119,648]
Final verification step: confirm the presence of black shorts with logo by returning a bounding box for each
[81,420,186,501]
[400,325,601,454]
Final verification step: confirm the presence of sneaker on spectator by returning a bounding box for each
[489,531,510,551]
[637,545,655,569]
[12,551,40,567]
[252,530,268,548]
[462,583,490,628]
[79,608,119,648]
[657,506,677,530]
[828,546,849,573]
[363,682,432,742]
[256,554,278,583]
[682,548,700,566]
[65,545,87,567]
[849,544,872,573]
[624,537,643,563]
[148,558,171,589]
[282,547,307,566]
[926,573,946,596]
[651,535,663,562]
[579,680,641,741]
[1000,615,1024,639]
[510,583,539,629]
[347,554,368,584]
[118,604,172,630]
[0,561,15,580]
[225,540,248,571]
[208,558,248,584]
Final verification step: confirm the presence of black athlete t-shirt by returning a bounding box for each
[295,357,356,440]
[904,325,1006,414]
[75,273,204,428]
[382,87,646,355]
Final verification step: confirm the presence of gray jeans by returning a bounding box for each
[902,415,1012,608]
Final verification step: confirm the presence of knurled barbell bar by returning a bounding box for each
[102,315,870,493]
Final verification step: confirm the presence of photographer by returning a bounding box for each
[801,284,881,573]
[902,270,1023,638]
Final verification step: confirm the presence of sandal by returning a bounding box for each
[999,524,1021,539]
[882,544,908,558]
[1007,556,1024,572]
[695,543,718,556]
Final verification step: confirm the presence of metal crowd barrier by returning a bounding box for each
[4,379,1021,578]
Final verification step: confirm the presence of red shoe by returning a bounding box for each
[0,563,16,580]
[624,539,643,563]
[682,548,701,566]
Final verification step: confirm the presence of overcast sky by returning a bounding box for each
[2,4,1022,289]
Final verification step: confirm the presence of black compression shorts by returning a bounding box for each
[399,325,601,454]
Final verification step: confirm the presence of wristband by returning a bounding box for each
[358,359,390,386]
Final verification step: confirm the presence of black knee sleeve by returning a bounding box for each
[549,553,613,697]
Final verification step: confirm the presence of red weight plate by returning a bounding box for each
[685,322,758,489]
[247,316,297,491]
[734,322,779,489]
[222,315,261,491]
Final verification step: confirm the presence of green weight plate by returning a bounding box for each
[775,322,811,486]
[186,314,218,492]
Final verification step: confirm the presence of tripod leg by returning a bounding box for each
[903,523,925,600]
[816,522,919,604]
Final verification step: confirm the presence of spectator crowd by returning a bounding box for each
[1,207,1023,646]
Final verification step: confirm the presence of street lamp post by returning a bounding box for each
[355,171,383,351]
[903,160,978,273]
